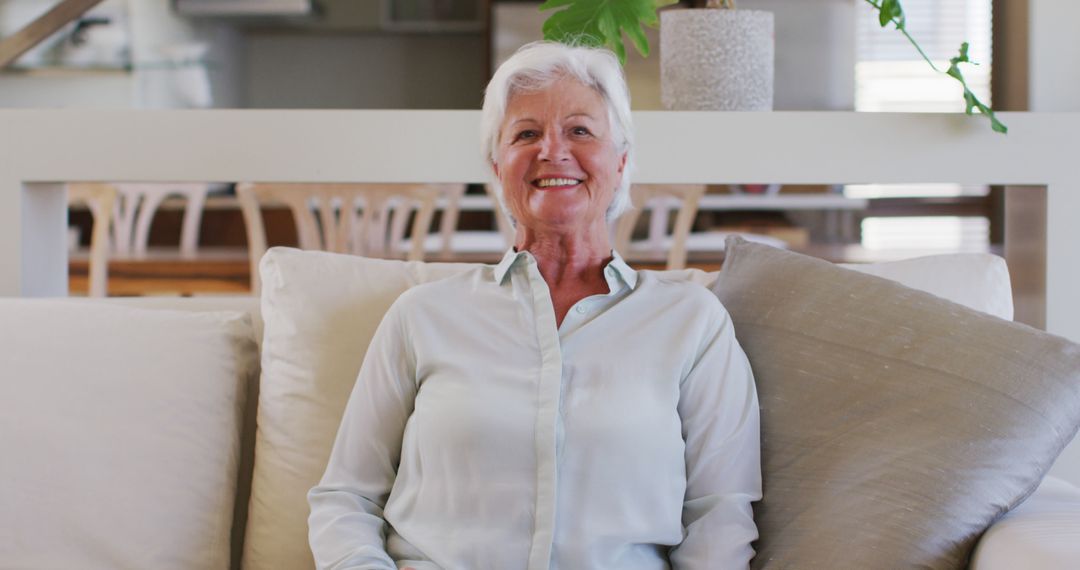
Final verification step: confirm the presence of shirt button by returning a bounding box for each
[606,267,615,276]
[576,305,587,314]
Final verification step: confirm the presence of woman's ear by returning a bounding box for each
[617,152,627,174]
[491,161,500,179]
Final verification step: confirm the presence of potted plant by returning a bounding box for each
[660,1,774,111]
[539,0,1006,133]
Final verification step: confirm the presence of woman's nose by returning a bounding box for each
[538,132,570,162]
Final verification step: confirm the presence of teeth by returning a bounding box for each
[536,178,580,188]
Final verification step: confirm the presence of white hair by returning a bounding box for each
[480,41,634,225]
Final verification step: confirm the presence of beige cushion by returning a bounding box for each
[0,301,258,570]
[710,238,1080,569]
[839,254,1014,320]
[243,248,472,570]
[661,252,1014,321]
[104,295,264,349]
[969,477,1080,569]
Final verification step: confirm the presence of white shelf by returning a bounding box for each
[698,194,868,211]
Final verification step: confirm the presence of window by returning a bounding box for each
[855,0,992,113]
[849,0,993,252]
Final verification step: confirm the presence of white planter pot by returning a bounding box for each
[660,9,775,111]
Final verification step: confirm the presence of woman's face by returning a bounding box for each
[494,75,627,233]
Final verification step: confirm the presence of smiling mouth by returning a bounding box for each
[532,177,583,190]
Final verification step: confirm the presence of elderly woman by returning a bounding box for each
[308,41,761,569]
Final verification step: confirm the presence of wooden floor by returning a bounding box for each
[66,243,1004,297]
[69,248,251,296]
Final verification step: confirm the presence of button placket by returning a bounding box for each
[521,259,562,570]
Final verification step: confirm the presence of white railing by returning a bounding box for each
[1,109,1077,332]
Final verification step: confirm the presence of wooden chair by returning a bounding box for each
[111,183,213,259]
[237,182,440,294]
[426,184,514,256]
[485,183,517,247]
[614,184,706,270]
[67,183,117,297]
[402,184,514,258]
[433,183,467,259]
[400,183,472,260]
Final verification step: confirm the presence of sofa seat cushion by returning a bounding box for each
[0,300,258,569]
[969,476,1080,569]
[710,237,1080,569]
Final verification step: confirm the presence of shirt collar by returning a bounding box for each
[607,249,639,290]
[493,248,529,283]
[493,248,638,290]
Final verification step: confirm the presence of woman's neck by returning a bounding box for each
[515,226,612,288]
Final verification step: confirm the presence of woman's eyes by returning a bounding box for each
[512,126,592,142]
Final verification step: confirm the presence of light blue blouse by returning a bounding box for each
[308,249,761,569]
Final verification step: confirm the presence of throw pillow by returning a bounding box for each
[0,301,258,569]
[244,248,472,570]
[710,237,1080,569]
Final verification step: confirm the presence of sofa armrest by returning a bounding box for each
[969,476,1080,569]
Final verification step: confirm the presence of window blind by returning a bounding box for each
[855,0,992,112]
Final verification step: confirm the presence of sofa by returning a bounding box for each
[3,241,1080,570]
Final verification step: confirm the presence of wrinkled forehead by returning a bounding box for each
[501,74,618,133]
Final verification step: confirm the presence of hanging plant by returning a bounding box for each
[868,0,1005,133]
[540,0,1006,133]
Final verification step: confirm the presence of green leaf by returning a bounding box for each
[878,0,905,29]
[596,10,625,62]
[953,41,970,63]
[943,43,1007,134]
[863,1,1005,134]
[540,0,677,65]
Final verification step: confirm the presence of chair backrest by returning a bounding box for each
[67,183,118,297]
[614,184,706,270]
[483,183,517,247]
[433,183,468,259]
[237,183,441,294]
[112,183,211,259]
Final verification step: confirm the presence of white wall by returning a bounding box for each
[1029,0,1080,111]
[739,0,856,110]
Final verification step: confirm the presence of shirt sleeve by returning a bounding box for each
[308,302,416,570]
[669,302,762,570]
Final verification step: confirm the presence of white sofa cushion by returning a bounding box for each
[245,246,1018,569]
[970,476,1080,569]
[840,253,1014,321]
[0,300,258,570]
[245,249,472,569]
[655,252,1013,321]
